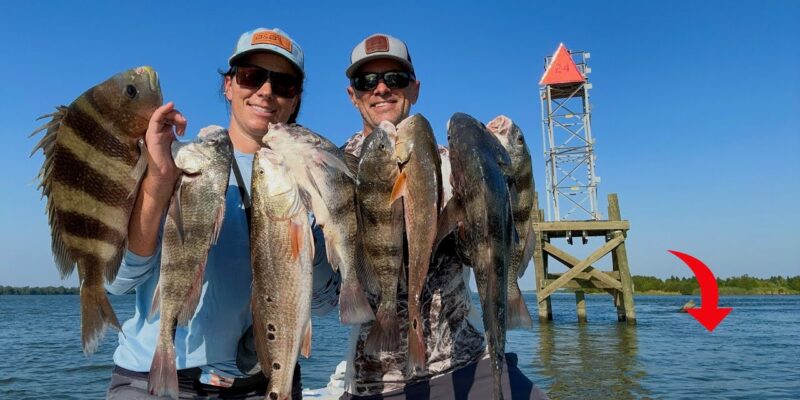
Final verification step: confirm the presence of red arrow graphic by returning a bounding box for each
[668,250,733,332]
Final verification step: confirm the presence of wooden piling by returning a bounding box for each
[575,291,587,323]
[608,194,636,324]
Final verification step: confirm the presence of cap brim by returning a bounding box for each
[229,49,305,77]
[345,54,414,78]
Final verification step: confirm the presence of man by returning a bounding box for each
[340,33,548,400]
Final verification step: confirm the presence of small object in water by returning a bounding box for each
[680,299,696,313]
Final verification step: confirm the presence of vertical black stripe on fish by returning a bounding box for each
[64,98,140,166]
[55,209,125,243]
[51,146,134,207]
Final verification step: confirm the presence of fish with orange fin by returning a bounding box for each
[263,123,373,325]
[250,147,314,400]
[389,114,442,373]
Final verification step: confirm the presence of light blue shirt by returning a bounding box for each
[106,149,340,378]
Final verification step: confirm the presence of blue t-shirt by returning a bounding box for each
[106,149,340,378]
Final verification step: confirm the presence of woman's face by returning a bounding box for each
[225,52,301,147]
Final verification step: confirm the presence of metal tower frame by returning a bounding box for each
[540,49,601,221]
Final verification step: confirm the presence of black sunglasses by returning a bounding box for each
[351,71,413,91]
[234,65,301,98]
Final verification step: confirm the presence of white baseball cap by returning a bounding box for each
[229,27,304,76]
[345,33,414,78]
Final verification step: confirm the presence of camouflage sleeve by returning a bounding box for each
[104,247,160,295]
[310,222,341,316]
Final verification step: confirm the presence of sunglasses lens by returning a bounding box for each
[384,72,410,89]
[353,71,411,91]
[235,66,300,98]
[236,67,267,88]
[354,73,379,91]
[268,72,300,98]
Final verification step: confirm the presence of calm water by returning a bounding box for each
[1,293,798,399]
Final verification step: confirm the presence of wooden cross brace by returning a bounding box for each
[537,234,626,301]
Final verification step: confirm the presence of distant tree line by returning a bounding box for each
[632,275,800,295]
[0,286,79,295]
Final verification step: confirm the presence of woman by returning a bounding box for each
[105,27,339,400]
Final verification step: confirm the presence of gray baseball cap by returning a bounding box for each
[345,33,414,78]
[229,27,304,76]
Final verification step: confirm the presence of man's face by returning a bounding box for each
[347,58,420,136]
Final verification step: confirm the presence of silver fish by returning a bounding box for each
[263,123,373,325]
[147,126,232,398]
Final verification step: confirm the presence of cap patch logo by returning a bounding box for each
[365,35,389,54]
[251,31,293,52]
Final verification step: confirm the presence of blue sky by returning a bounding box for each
[1,1,798,288]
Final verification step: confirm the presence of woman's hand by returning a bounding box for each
[144,101,187,185]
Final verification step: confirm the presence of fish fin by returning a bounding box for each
[129,139,149,199]
[177,260,206,326]
[31,107,77,279]
[290,221,303,261]
[315,149,355,180]
[301,321,312,358]
[433,198,464,253]
[364,307,400,354]
[323,234,340,272]
[210,201,226,246]
[389,171,408,205]
[407,316,426,373]
[506,286,533,329]
[339,275,375,325]
[80,280,121,356]
[344,152,360,177]
[148,335,179,399]
[148,282,161,322]
[168,181,185,245]
[518,222,535,278]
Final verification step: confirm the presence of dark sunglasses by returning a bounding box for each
[351,71,413,91]
[234,65,301,98]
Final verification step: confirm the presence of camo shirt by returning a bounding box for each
[342,131,487,396]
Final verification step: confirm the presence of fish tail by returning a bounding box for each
[148,335,179,399]
[339,277,374,325]
[407,314,426,373]
[364,307,399,354]
[80,280,121,356]
[506,289,533,329]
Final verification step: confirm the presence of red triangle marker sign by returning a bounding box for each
[539,43,586,86]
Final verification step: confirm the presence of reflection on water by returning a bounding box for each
[534,322,650,400]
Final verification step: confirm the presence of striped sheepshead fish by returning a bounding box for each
[30,66,162,355]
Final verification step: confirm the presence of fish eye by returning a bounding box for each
[125,85,138,99]
[379,143,385,151]
[517,135,524,144]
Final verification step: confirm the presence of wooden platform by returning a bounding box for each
[531,193,636,324]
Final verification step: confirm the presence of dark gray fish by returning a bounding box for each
[263,123,373,325]
[147,126,232,398]
[250,148,314,400]
[30,66,162,355]
[443,112,515,400]
[356,121,404,354]
[487,115,534,329]
[390,114,442,372]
